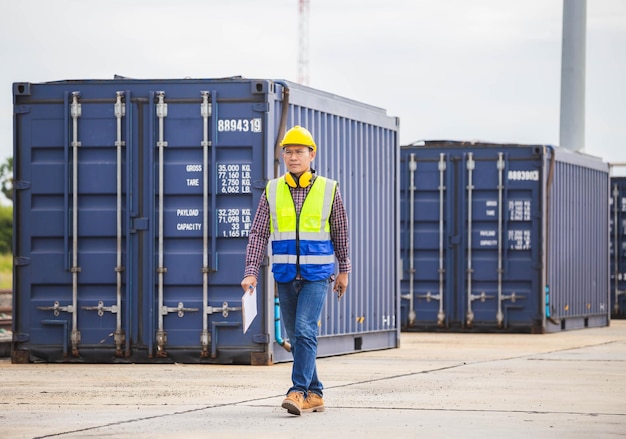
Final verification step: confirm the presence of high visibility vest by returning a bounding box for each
[267,176,337,282]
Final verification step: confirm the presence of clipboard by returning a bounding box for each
[242,287,258,334]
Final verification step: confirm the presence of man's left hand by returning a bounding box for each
[333,272,349,300]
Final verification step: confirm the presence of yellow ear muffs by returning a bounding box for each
[285,172,313,188]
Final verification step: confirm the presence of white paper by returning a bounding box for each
[242,287,257,334]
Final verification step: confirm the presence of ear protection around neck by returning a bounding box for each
[285,171,313,188]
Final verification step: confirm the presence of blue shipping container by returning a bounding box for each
[400,141,610,332]
[610,176,626,318]
[12,78,400,364]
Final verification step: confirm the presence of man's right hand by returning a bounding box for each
[241,276,257,294]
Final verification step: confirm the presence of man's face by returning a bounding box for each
[282,146,316,175]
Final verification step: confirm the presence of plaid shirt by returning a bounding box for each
[244,175,351,279]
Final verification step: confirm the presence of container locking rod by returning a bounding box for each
[70,91,82,356]
[200,91,211,357]
[437,153,447,326]
[496,153,505,327]
[465,153,475,327]
[407,153,416,326]
[114,91,126,355]
[155,91,168,357]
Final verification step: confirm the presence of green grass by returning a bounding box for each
[0,253,12,291]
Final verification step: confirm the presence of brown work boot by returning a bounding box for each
[281,391,305,415]
[302,392,325,413]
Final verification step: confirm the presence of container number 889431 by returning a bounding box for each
[217,118,262,133]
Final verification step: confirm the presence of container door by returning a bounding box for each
[610,177,626,318]
[13,88,133,361]
[401,146,543,330]
[400,151,454,328]
[458,150,542,329]
[142,88,268,363]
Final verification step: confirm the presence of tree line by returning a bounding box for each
[0,157,12,254]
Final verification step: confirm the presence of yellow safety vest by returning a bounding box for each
[267,176,337,282]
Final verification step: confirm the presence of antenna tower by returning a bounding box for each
[298,0,310,85]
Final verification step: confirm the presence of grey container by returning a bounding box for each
[400,141,610,332]
[12,77,400,363]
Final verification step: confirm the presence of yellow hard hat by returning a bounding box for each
[280,125,317,152]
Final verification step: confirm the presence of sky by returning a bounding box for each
[1,0,625,173]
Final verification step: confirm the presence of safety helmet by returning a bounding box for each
[280,126,317,152]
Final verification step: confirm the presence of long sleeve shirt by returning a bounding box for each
[243,176,351,279]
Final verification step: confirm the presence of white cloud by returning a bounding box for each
[0,0,625,165]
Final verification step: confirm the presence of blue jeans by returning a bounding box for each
[277,278,329,397]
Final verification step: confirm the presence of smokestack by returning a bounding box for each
[559,0,587,152]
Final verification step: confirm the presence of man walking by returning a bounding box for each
[241,125,351,415]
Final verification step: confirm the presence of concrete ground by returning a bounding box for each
[1,321,625,439]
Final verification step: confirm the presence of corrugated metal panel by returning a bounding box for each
[271,86,400,361]
[399,141,609,332]
[12,78,400,364]
[547,148,610,330]
[610,176,626,318]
